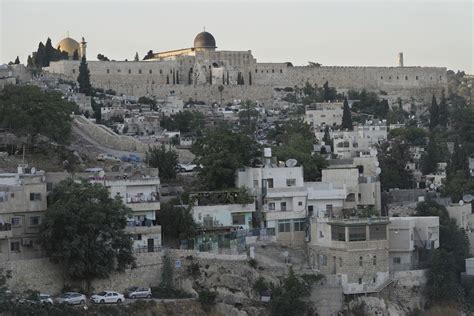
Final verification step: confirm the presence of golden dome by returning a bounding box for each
[56,37,80,57]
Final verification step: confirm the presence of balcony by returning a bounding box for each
[0,223,12,239]
[126,194,160,211]
[327,217,390,226]
[125,221,161,235]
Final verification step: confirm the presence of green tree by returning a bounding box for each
[426,249,463,304]
[77,56,92,96]
[146,145,178,182]
[438,92,448,127]
[192,128,260,190]
[35,42,46,67]
[378,140,414,191]
[341,98,353,130]
[0,85,77,146]
[27,55,34,68]
[91,98,102,123]
[14,56,20,64]
[40,179,135,293]
[0,269,12,311]
[158,198,195,242]
[322,126,332,151]
[429,94,439,131]
[134,52,139,61]
[421,136,440,175]
[270,268,314,316]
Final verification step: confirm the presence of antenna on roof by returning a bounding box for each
[203,26,206,32]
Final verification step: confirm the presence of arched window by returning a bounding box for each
[373,255,377,266]
[359,256,363,267]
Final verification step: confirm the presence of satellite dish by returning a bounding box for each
[459,200,465,206]
[285,158,298,168]
[430,184,435,189]
[463,194,473,203]
[99,170,105,178]
[375,167,381,175]
[30,167,36,175]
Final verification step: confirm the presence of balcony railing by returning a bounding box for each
[0,223,11,232]
[126,194,159,204]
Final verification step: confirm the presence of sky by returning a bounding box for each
[0,0,472,73]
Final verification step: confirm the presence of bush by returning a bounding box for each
[248,258,258,269]
[187,262,201,278]
[198,289,217,311]
[253,277,269,295]
[151,286,192,299]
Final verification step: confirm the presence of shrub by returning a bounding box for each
[151,286,192,299]
[248,258,258,269]
[198,289,217,311]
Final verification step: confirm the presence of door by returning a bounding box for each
[147,238,154,252]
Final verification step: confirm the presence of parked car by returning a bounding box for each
[96,154,120,162]
[125,286,152,299]
[176,162,199,172]
[90,291,124,304]
[39,294,54,305]
[56,292,86,305]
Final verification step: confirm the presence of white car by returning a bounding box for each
[39,294,54,305]
[96,154,121,162]
[176,162,200,173]
[90,291,124,304]
[56,292,87,305]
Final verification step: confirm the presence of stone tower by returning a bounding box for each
[80,37,87,59]
[398,52,404,67]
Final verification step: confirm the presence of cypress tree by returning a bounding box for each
[14,56,20,64]
[36,42,46,67]
[27,55,34,68]
[77,57,93,96]
[72,50,79,60]
[44,38,55,66]
[421,136,439,175]
[341,98,353,130]
[134,52,139,61]
[438,92,448,127]
[429,94,439,131]
[322,126,333,151]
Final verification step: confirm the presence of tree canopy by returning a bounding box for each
[146,145,178,182]
[341,98,353,130]
[0,85,77,146]
[161,110,205,136]
[77,56,93,96]
[192,127,260,190]
[40,179,135,292]
[378,140,414,191]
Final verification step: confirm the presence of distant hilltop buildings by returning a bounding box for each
[44,31,447,104]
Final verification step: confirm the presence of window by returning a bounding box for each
[308,205,314,216]
[29,216,40,226]
[326,204,333,215]
[416,76,418,80]
[149,70,152,74]
[393,257,401,264]
[349,226,366,241]
[298,201,303,206]
[268,203,275,210]
[321,255,327,266]
[405,76,408,80]
[107,69,110,74]
[359,256,363,267]
[286,179,296,187]
[278,220,291,233]
[272,69,274,73]
[10,241,20,252]
[331,226,346,241]
[117,69,121,73]
[358,278,362,285]
[380,76,383,79]
[138,69,142,74]
[255,69,258,73]
[137,234,142,241]
[72,69,76,74]
[280,202,287,212]
[294,219,305,232]
[266,178,274,189]
[253,180,259,188]
[30,193,41,201]
[280,69,283,73]
[319,231,324,238]
[11,217,21,227]
[396,76,399,80]
[160,69,163,74]
[232,214,245,225]
[0,192,8,202]
[373,255,377,266]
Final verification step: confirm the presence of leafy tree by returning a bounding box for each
[146,145,178,182]
[161,111,205,136]
[158,198,195,241]
[0,85,77,146]
[40,179,135,293]
[426,249,463,304]
[322,80,337,101]
[267,119,315,145]
[14,56,20,64]
[77,56,92,96]
[138,96,157,107]
[0,269,12,311]
[341,98,353,130]
[192,128,261,190]
[378,140,414,191]
[389,127,428,145]
[421,136,440,175]
[429,94,439,131]
[144,50,154,60]
[270,268,314,316]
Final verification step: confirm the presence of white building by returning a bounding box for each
[91,171,162,252]
[388,216,439,271]
[447,203,472,230]
[304,102,343,128]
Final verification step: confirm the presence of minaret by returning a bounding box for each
[398,52,404,67]
[80,37,87,59]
